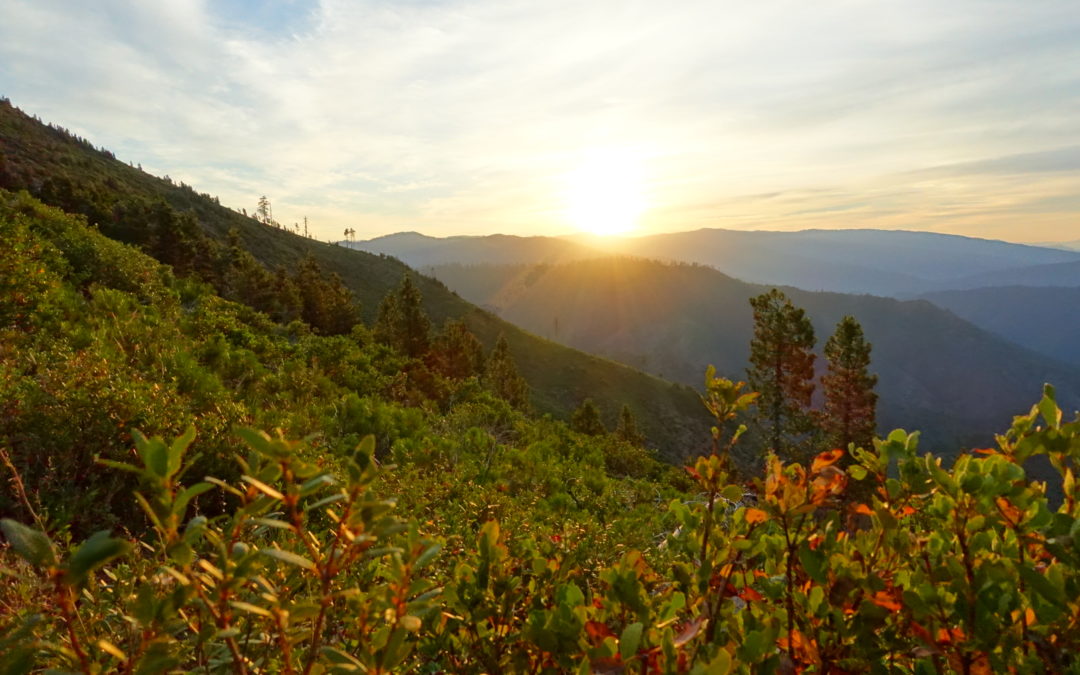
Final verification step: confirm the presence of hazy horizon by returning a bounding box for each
[2,0,1078,243]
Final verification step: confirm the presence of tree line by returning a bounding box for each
[746,288,878,464]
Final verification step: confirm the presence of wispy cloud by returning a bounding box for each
[1,0,1078,242]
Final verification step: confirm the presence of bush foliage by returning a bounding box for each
[3,382,1080,673]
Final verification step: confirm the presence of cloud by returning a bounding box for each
[1,0,1079,241]
[912,147,1080,177]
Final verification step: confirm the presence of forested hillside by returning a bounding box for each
[430,259,1080,451]
[0,99,710,457]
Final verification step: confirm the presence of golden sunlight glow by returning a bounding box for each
[564,149,646,236]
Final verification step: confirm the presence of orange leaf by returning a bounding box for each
[996,497,1023,525]
[910,622,934,645]
[853,503,874,516]
[812,448,844,473]
[937,627,966,645]
[738,586,764,603]
[870,590,902,612]
[585,620,615,642]
[744,508,768,524]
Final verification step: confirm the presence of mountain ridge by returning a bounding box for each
[353,227,1080,297]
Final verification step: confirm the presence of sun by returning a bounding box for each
[564,149,646,236]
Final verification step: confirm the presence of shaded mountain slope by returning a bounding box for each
[431,259,1080,452]
[942,260,1080,290]
[921,286,1080,367]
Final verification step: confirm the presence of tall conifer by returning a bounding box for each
[747,289,816,460]
[821,316,878,451]
[485,334,529,410]
[614,404,645,446]
[571,399,607,436]
[374,274,431,358]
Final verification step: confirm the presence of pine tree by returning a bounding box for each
[375,275,432,358]
[747,289,817,460]
[820,316,878,451]
[484,334,529,410]
[430,320,486,379]
[571,399,607,436]
[614,404,645,446]
[397,275,431,358]
[256,195,272,225]
[294,255,361,336]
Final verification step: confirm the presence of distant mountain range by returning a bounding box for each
[1039,239,1080,252]
[429,258,1080,453]
[347,229,1080,297]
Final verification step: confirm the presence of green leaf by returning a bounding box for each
[251,517,296,531]
[721,485,744,502]
[1018,565,1066,609]
[704,649,733,675]
[203,476,244,497]
[167,426,196,479]
[173,482,212,518]
[798,543,827,584]
[848,464,868,480]
[133,430,169,478]
[303,493,346,513]
[1038,385,1061,429]
[230,601,272,618]
[65,531,131,586]
[241,475,284,501]
[236,427,289,459]
[414,542,442,570]
[95,459,141,474]
[261,548,315,570]
[619,622,643,662]
[321,646,367,672]
[0,519,56,568]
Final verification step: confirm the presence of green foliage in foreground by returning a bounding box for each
[3,381,1080,673]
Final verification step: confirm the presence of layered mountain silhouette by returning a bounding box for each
[429,258,1080,452]
[348,229,1080,297]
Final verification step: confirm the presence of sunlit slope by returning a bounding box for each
[348,231,603,268]
[0,100,711,458]
[430,258,1080,451]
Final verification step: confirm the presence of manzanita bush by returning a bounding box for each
[3,378,1080,673]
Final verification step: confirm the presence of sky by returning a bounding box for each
[1,0,1079,243]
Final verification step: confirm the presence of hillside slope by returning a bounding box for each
[0,100,711,457]
[430,259,1080,451]
[921,286,1080,366]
